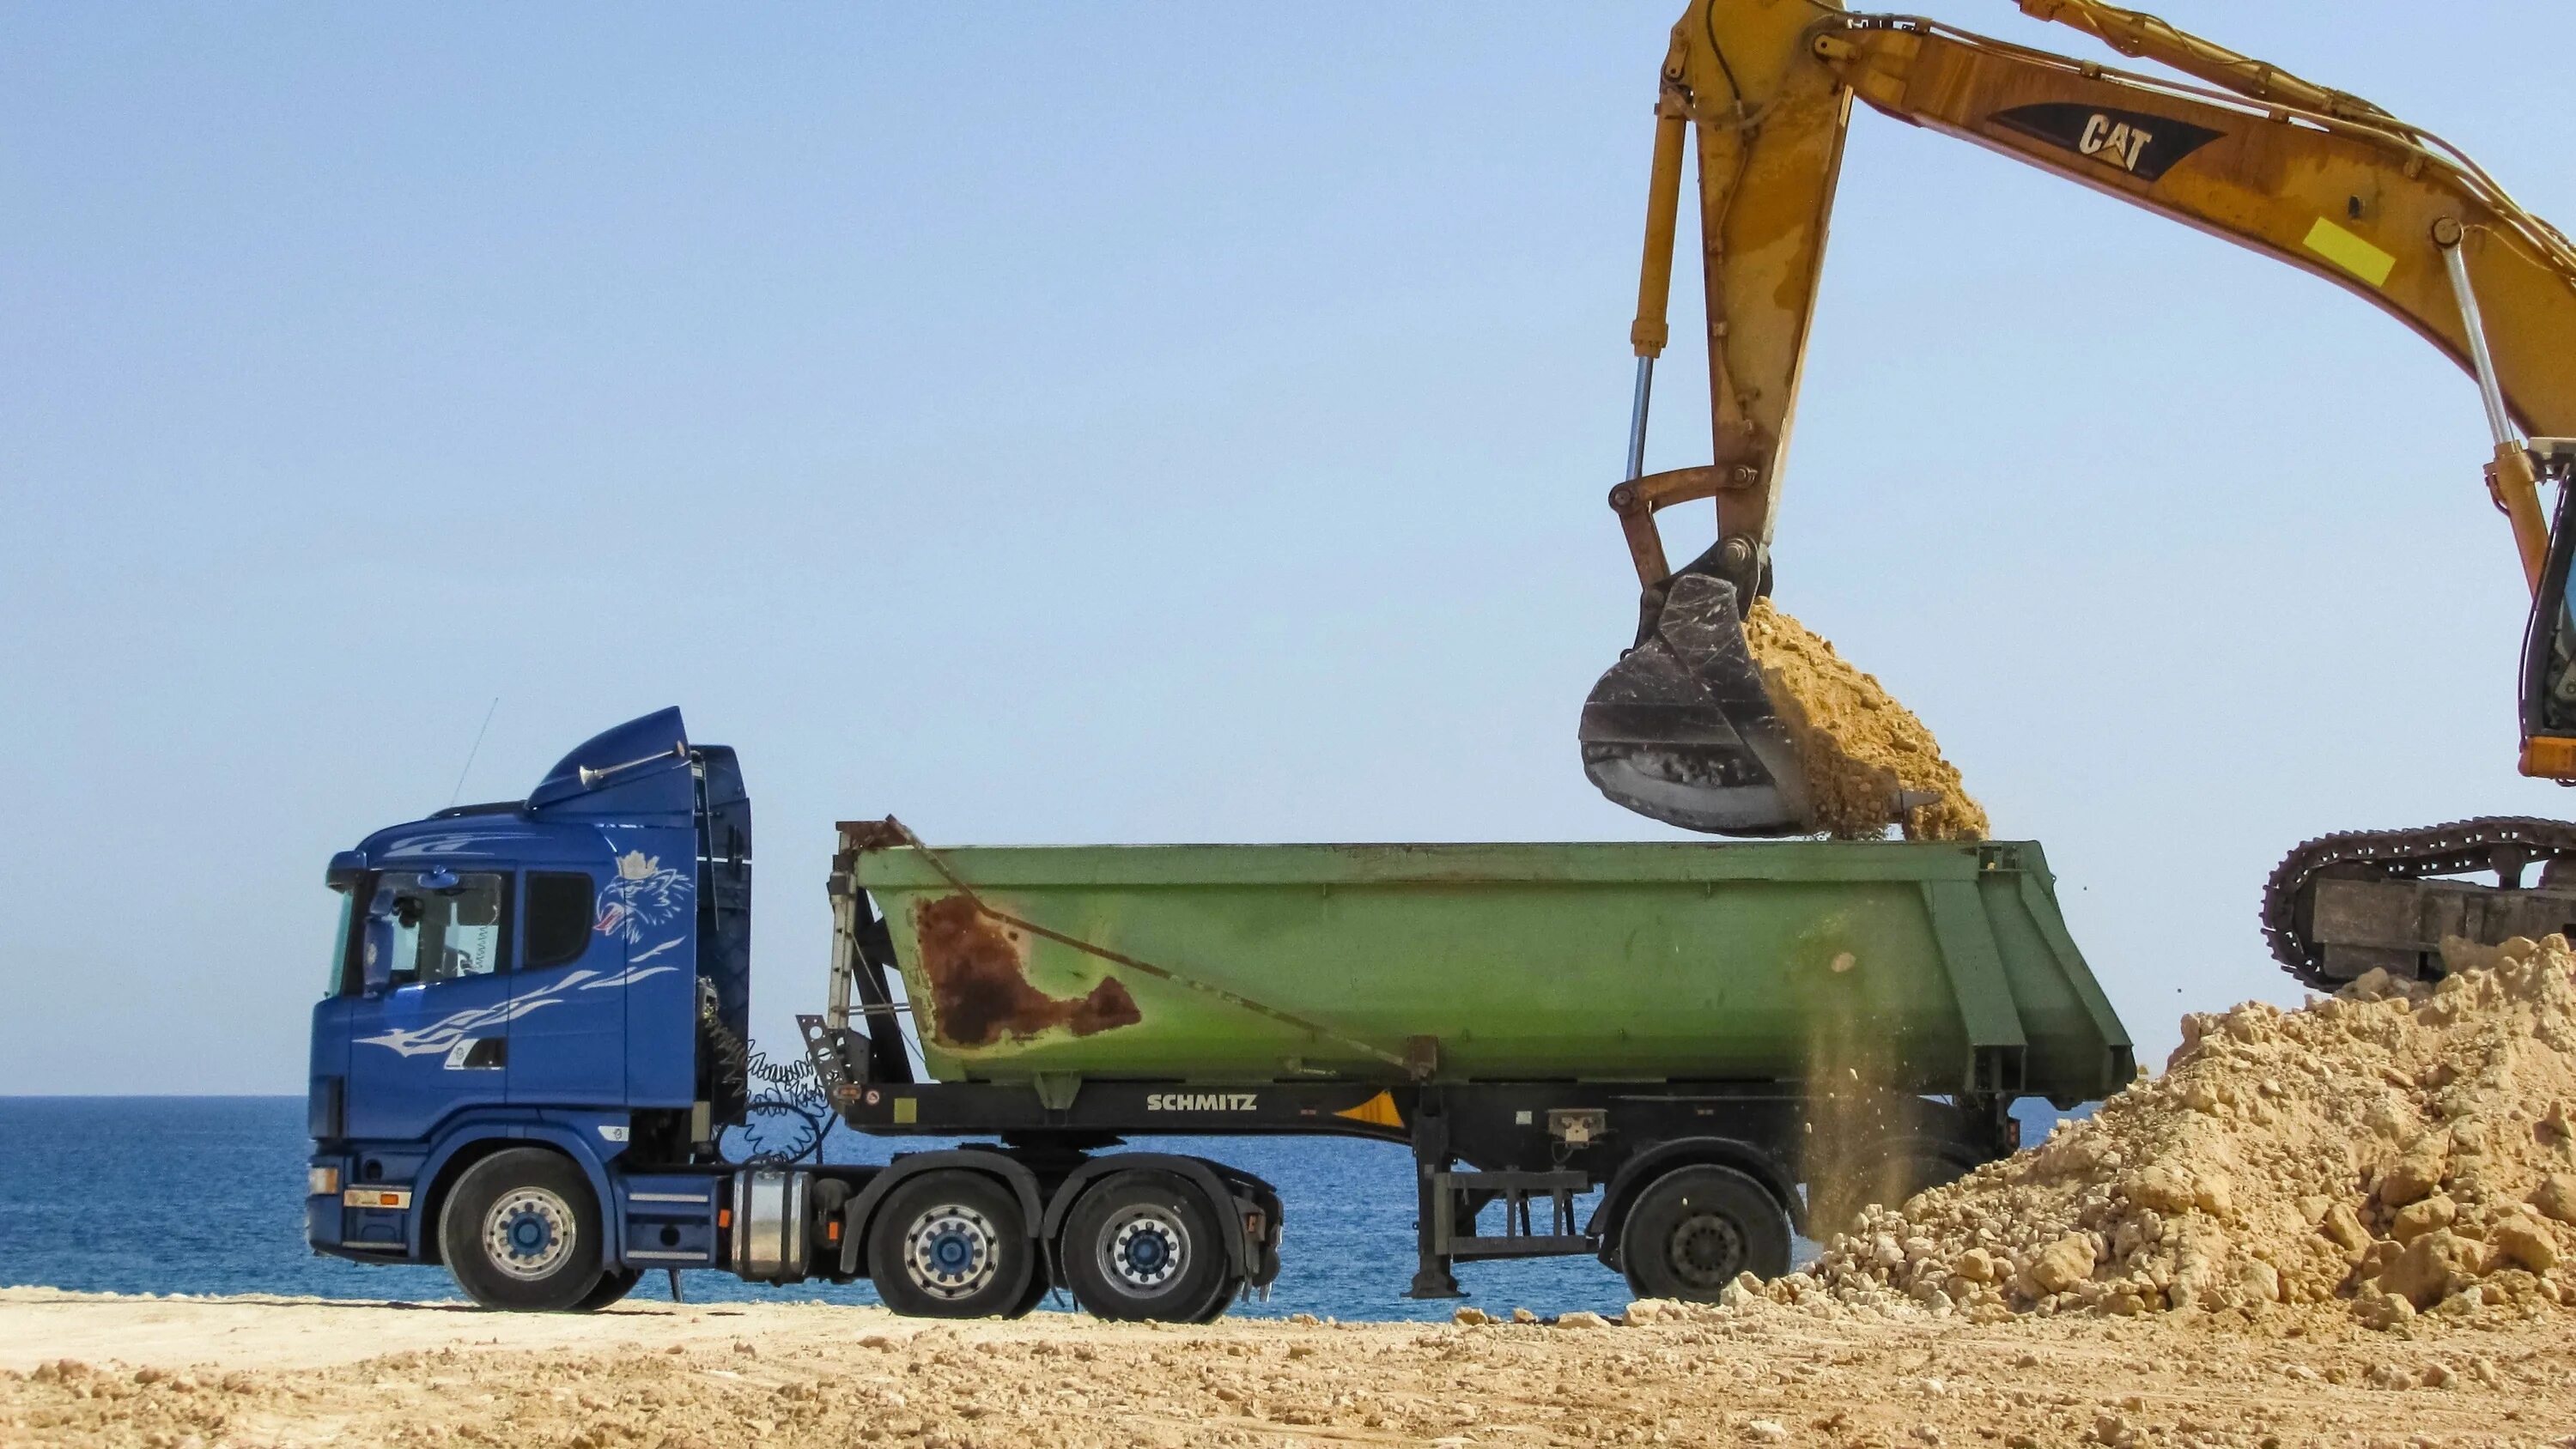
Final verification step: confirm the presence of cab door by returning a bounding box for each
[505,868,627,1108]
[342,870,515,1141]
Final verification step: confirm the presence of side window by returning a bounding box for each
[525,872,597,971]
[326,891,357,998]
[365,872,512,988]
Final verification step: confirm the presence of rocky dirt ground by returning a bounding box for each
[24,929,2576,1447]
[5,1285,2575,1449]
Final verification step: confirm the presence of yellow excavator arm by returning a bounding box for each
[1582,0,2576,834]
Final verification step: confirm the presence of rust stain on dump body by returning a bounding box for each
[911,895,1142,1048]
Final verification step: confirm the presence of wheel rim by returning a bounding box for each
[483,1186,577,1282]
[1097,1203,1193,1298]
[1665,1210,1747,1292]
[903,1203,1000,1302]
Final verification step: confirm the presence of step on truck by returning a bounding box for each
[307,710,2131,1317]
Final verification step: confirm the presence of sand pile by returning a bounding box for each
[1715,935,2576,1331]
[1741,600,1988,841]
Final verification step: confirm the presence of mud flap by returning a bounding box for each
[1578,573,1814,835]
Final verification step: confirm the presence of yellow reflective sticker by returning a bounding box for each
[2304,217,2397,288]
[1334,1090,1405,1129]
[892,1096,917,1125]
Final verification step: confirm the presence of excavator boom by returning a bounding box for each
[1581,0,2576,837]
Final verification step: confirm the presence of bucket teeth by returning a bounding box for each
[1578,573,1814,836]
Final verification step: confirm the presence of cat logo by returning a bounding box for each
[1988,102,2224,185]
[2078,113,2154,173]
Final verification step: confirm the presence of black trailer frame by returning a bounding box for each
[799,1015,2015,1302]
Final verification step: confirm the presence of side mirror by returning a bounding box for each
[361,913,395,997]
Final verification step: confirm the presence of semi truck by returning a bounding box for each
[307,709,2131,1318]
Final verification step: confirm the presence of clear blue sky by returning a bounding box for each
[3,3,2569,1094]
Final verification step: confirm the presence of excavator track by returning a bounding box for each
[2262,816,2576,991]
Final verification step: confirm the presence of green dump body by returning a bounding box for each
[854,838,2132,1106]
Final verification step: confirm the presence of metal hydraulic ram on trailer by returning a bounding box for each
[306,710,2129,1318]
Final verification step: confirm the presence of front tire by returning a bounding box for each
[866,1172,1036,1319]
[440,1149,606,1312]
[1060,1170,1234,1323]
[575,1267,645,1311]
[1618,1165,1791,1302]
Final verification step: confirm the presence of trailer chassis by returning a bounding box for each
[800,1015,2014,1306]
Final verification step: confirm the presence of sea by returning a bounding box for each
[0,1096,2075,1322]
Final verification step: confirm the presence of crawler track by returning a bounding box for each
[2262,815,2576,989]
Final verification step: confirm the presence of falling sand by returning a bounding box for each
[1741,599,1989,841]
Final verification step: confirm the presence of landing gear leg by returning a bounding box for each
[1404,1094,1463,1300]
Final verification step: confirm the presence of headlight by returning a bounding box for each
[308,1165,341,1197]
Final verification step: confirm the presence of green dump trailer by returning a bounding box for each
[804,825,2133,1316]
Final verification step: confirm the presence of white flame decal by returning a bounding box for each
[356,958,682,1058]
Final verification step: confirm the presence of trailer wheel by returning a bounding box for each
[1188,1270,1243,1325]
[1060,1170,1233,1323]
[440,1149,607,1312]
[866,1172,1036,1319]
[1618,1165,1790,1302]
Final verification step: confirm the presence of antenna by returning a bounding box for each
[448,697,501,809]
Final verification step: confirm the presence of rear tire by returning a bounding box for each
[1186,1270,1242,1325]
[440,1149,606,1312]
[865,1172,1036,1319]
[1618,1165,1791,1302]
[1061,1170,1234,1323]
[1010,1263,1054,1319]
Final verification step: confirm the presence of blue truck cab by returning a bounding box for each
[307,708,753,1308]
[308,708,1291,1321]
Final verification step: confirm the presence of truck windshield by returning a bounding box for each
[370,872,511,987]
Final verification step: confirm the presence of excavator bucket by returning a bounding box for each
[1578,573,1815,835]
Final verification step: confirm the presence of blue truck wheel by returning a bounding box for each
[1060,1170,1236,1324]
[865,1171,1036,1319]
[439,1148,608,1312]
